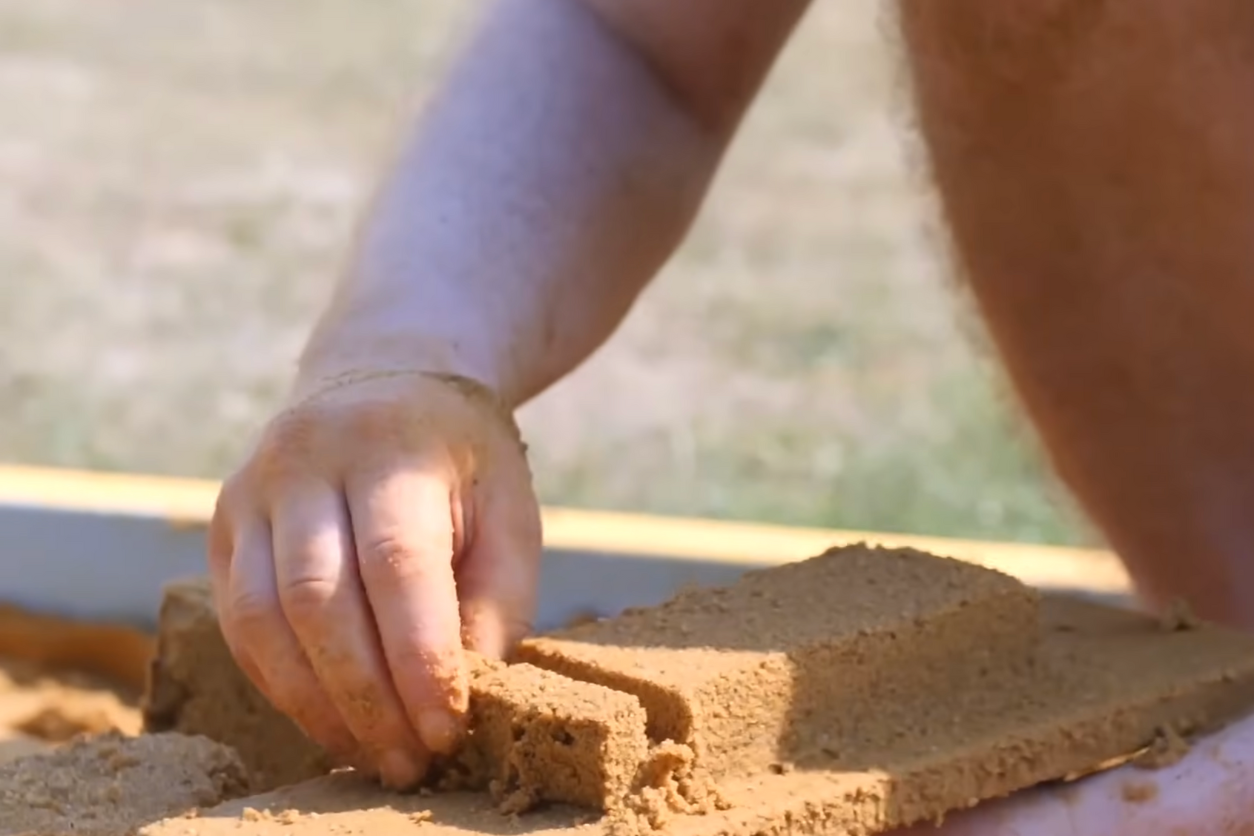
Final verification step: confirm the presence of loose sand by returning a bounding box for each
[0,732,250,836]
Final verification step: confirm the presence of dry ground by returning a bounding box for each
[0,0,1095,545]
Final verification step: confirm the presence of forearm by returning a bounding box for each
[300,0,725,407]
[900,2,1254,628]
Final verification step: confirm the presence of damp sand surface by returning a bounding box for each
[8,547,1254,836]
[131,593,1254,836]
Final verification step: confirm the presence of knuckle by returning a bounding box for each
[215,470,250,512]
[278,574,340,622]
[342,399,405,443]
[358,533,406,571]
[356,536,420,580]
[252,409,323,490]
[225,587,280,635]
[342,399,452,464]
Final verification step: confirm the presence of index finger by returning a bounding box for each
[345,461,468,756]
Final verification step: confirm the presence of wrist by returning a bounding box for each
[294,314,507,405]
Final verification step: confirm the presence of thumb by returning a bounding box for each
[456,455,543,658]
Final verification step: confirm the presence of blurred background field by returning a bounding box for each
[0,0,1096,546]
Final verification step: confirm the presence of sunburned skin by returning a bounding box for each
[899,0,1254,631]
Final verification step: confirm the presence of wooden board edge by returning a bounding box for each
[0,464,1130,595]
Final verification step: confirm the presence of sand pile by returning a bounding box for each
[0,732,249,836]
[5,544,1254,836]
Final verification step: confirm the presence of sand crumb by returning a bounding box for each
[1133,726,1191,770]
[1120,780,1159,803]
[238,806,304,823]
[1159,600,1201,632]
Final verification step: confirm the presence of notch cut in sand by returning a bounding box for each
[140,545,1254,835]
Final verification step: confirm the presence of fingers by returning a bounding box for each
[206,504,267,689]
[345,462,468,756]
[205,374,544,794]
[894,714,1254,835]
[209,501,359,763]
[270,483,429,789]
[455,453,543,659]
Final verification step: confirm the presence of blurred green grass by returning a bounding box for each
[0,0,1096,546]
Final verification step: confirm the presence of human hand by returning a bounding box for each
[206,369,542,789]
[894,712,1254,835]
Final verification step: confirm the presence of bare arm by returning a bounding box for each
[299,0,810,407]
[214,0,808,788]
[900,1,1254,629]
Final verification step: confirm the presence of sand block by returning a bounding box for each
[516,545,1041,778]
[462,660,650,813]
[137,596,1254,836]
[0,731,251,836]
[142,577,331,791]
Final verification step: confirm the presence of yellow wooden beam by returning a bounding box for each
[0,464,1130,595]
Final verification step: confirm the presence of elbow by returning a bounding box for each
[566,0,808,139]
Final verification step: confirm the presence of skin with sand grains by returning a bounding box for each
[207,0,1254,832]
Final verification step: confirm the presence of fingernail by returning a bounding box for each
[418,710,462,755]
[378,749,422,791]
